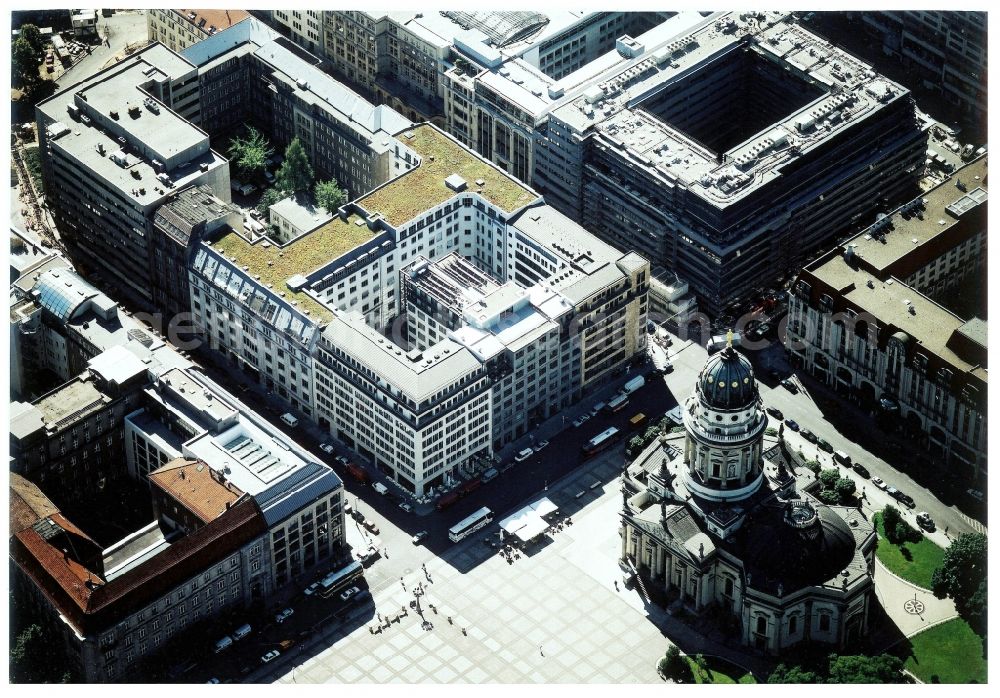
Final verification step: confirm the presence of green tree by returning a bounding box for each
[256,187,286,216]
[827,654,905,683]
[10,623,74,683]
[819,468,840,490]
[835,477,856,503]
[817,489,840,505]
[19,24,45,53]
[882,505,920,545]
[931,533,987,634]
[276,137,314,194]
[804,459,821,475]
[315,178,346,214]
[767,663,820,683]
[657,645,692,682]
[228,126,273,181]
[12,37,41,88]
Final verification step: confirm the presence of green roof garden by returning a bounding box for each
[359,124,537,228]
[208,214,376,323]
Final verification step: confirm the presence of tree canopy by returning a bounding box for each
[768,654,905,684]
[12,37,42,88]
[19,24,45,53]
[276,138,314,194]
[257,187,286,216]
[314,178,346,214]
[835,477,856,502]
[227,126,273,181]
[932,533,987,634]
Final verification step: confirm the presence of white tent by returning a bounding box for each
[529,496,559,518]
[499,508,549,543]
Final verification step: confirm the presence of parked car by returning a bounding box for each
[780,378,799,394]
[275,608,294,624]
[887,487,915,508]
[800,428,817,443]
[817,439,833,453]
[334,455,350,468]
[871,477,887,490]
[412,530,429,545]
[304,581,321,596]
[206,678,220,684]
[535,440,549,451]
[363,519,380,534]
[515,448,534,462]
[319,443,335,454]
[572,415,589,428]
[398,502,413,513]
[783,418,799,431]
[766,406,783,420]
[264,170,276,183]
[260,650,280,664]
[340,586,360,602]
[589,402,607,417]
[916,512,935,531]
[852,462,871,479]
[967,488,984,503]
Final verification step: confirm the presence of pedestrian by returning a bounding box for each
[540,645,544,657]
[614,580,619,591]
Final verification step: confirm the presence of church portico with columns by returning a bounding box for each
[620,337,876,654]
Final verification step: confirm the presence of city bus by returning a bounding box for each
[448,507,494,542]
[605,394,630,413]
[581,427,622,457]
[318,560,364,597]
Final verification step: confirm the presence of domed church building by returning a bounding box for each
[619,335,877,654]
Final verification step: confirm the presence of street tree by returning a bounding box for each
[315,178,346,214]
[827,654,905,683]
[932,533,987,634]
[819,468,840,490]
[19,24,45,53]
[276,137,314,194]
[256,187,286,217]
[227,126,273,181]
[835,477,856,503]
[12,37,42,88]
[767,663,820,683]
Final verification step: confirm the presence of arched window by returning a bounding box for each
[756,615,767,634]
[788,615,798,635]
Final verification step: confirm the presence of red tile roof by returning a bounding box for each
[9,473,59,533]
[12,498,267,635]
[149,458,244,525]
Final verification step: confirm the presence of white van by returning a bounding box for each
[214,636,233,654]
[481,467,499,484]
[372,482,389,495]
[280,413,299,428]
[833,450,852,466]
[232,624,252,640]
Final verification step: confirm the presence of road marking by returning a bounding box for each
[958,512,987,535]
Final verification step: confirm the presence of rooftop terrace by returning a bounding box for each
[207,213,376,321]
[359,124,537,227]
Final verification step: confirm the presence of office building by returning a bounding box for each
[269,9,324,56]
[150,184,242,323]
[787,156,987,479]
[537,12,926,314]
[189,123,648,496]
[860,11,986,130]
[35,44,228,307]
[621,340,876,653]
[147,8,251,52]
[180,20,415,199]
[10,470,270,682]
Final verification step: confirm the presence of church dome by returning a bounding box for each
[697,345,758,410]
[731,501,858,595]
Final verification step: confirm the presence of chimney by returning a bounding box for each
[180,470,185,479]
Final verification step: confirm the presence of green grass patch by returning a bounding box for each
[873,512,945,589]
[22,146,43,192]
[894,618,987,684]
[685,656,756,684]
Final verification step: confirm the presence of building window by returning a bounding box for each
[788,615,798,635]
[819,613,831,632]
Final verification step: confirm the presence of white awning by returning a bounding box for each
[529,497,558,517]
[499,509,549,542]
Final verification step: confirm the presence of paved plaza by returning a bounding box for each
[277,457,677,683]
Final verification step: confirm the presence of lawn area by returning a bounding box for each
[873,512,945,589]
[895,618,987,684]
[685,656,756,684]
[22,146,44,192]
